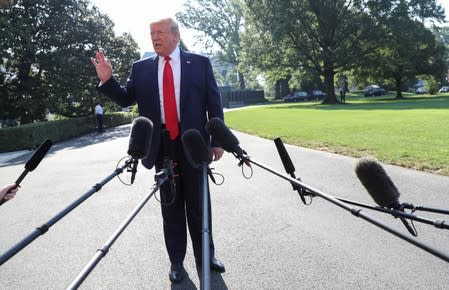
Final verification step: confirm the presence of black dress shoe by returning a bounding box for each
[195,257,226,273]
[169,263,184,284]
[210,257,225,273]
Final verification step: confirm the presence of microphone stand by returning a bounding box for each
[200,163,211,290]
[0,158,135,266]
[232,152,449,264]
[67,170,169,290]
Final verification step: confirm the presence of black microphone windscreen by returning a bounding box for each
[25,139,52,171]
[181,129,211,168]
[355,157,400,208]
[274,137,296,174]
[127,116,153,159]
[205,117,239,153]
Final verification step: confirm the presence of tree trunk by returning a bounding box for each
[238,71,245,90]
[321,60,338,104]
[280,76,291,98]
[275,80,281,99]
[394,76,404,99]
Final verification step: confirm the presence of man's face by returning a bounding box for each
[150,21,179,57]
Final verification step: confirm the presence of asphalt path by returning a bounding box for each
[1,123,449,289]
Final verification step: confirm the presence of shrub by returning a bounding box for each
[0,112,136,152]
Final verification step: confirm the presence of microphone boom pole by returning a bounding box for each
[274,137,449,231]
[67,171,168,290]
[200,162,210,290]
[402,204,449,215]
[181,129,212,290]
[0,160,134,266]
[205,118,449,264]
[330,196,449,230]
[245,156,449,263]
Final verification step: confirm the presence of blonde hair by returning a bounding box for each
[150,17,180,36]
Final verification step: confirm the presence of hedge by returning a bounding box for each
[0,112,137,152]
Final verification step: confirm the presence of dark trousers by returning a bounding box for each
[340,91,346,103]
[156,134,215,264]
[96,114,104,132]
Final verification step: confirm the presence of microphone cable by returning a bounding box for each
[115,156,139,186]
[234,151,253,179]
[208,167,225,185]
[154,158,177,206]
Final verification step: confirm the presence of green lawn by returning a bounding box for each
[224,92,449,175]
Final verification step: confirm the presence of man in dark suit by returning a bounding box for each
[90,17,225,284]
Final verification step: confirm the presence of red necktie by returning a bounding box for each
[163,56,179,140]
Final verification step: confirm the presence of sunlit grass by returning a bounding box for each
[224,93,449,175]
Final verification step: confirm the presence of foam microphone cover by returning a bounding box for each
[205,117,239,153]
[181,129,211,168]
[355,157,400,208]
[127,116,153,159]
[274,137,296,174]
[25,139,52,171]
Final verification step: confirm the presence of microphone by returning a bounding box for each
[17,139,53,185]
[127,117,153,184]
[1,139,52,205]
[181,129,211,168]
[274,137,295,174]
[205,117,246,158]
[127,117,153,159]
[355,157,417,236]
[274,137,307,204]
[355,157,399,207]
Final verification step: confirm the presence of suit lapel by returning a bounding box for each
[143,55,161,120]
[149,55,159,95]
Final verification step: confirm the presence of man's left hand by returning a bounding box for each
[210,147,224,161]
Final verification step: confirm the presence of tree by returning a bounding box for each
[356,0,447,98]
[0,0,140,123]
[239,20,295,98]
[176,0,246,89]
[244,0,376,103]
[243,0,447,103]
[431,26,449,85]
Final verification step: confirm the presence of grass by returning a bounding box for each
[224,92,449,175]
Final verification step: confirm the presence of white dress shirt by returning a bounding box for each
[95,104,103,115]
[158,46,181,124]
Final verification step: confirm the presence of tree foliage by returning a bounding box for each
[176,0,246,88]
[243,0,447,102]
[0,0,140,123]
[355,0,447,98]
[243,0,375,103]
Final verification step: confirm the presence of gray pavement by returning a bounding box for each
[1,123,449,289]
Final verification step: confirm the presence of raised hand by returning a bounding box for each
[90,49,113,83]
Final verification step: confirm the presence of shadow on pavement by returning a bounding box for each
[169,266,228,290]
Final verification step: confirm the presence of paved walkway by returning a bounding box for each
[0,149,30,166]
[1,123,449,289]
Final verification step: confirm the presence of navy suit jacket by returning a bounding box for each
[98,49,224,169]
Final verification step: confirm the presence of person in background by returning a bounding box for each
[95,102,104,132]
[90,17,225,284]
[0,184,18,205]
[339,87,346,103]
